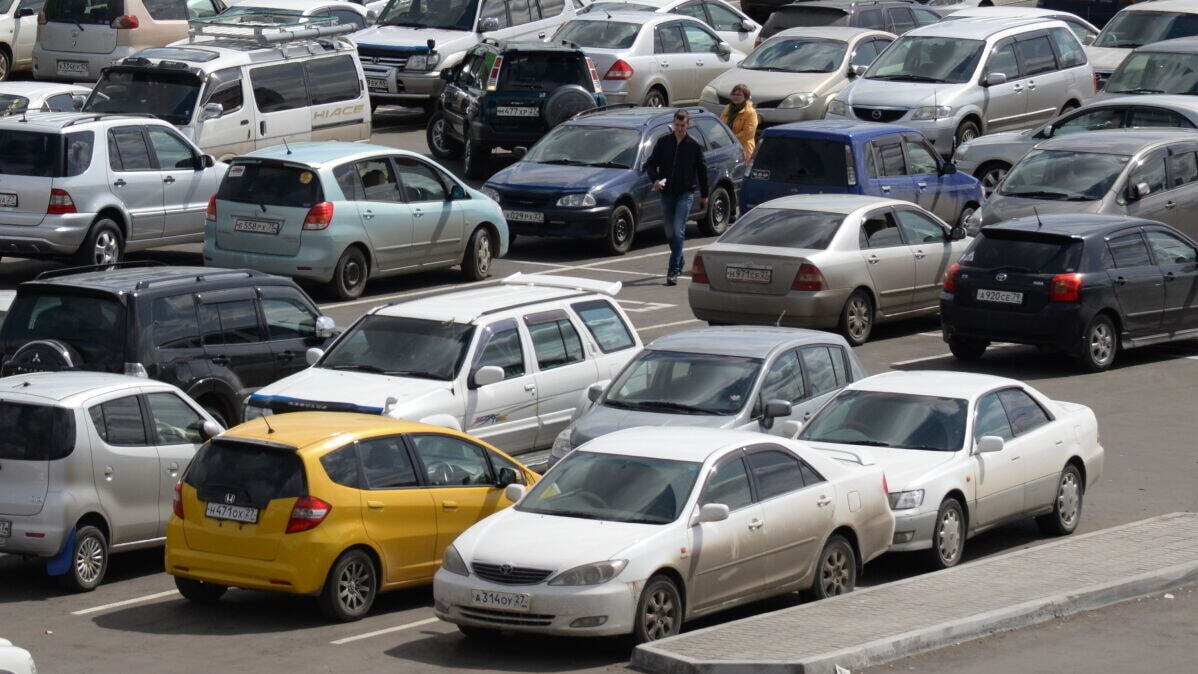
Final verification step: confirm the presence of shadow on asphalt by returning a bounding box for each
[0,548,164,604]
[386,630,633,672]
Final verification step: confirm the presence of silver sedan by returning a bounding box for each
[580,0,761,54]
[688,194,970,345]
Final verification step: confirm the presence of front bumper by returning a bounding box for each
[0,212,100,257]
[826,110,957,151]
[888,508,939,552]
[756,105,826,126]
[33,46,139,82]
[688,284,851,329]
[940,297,1087,355]
[362,66,443,104]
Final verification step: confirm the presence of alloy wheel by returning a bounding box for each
[980,167,1007,197]
[937,507,963,565]
[644,90,666,107]
[93,230,119,265]
[820,548,852,596]
[845,296,871,342]
[75,536,105,585]
[641,587,677,641]
[475,231,492,275]
[1057,471,1081,528]
[431,118,449,154]
[336,560,373,613]
[1088,322,1114,367]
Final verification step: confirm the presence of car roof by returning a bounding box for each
[0,372,173,405]
[20,264,285,295]
[1119,0,1197,14]
[846,370,1023,399]
[1082,94,1198,115]
[372,274,620,323]
[570,105,716,128]
[0,82,89,98]
[765,119,917,140]
[947,7,1089,23]
[783,1,906,9]
[490,39,587,53]
[218,412,468,453]
[979,213,1158,239]
[0,111,164,132]
[755,193,910,213]
[904,16,1060,40]
[581,426,779,463]
[225,0,360,11]
[1133,36,1198,54]
[1035,128,1198,154]
[773,26,894,41]
[646,326,846,358]
[238,141,423,167]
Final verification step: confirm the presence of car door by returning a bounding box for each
[1104,230,1166,337]
[441,50,485,140]
[858,207,915,315]
[688,453,768,612]
[703,1,756,55]
[981,39,1028,133]
[525,309,600,448]
[107,125,166,242]
[1125,150,1185,230]
[902,136,956,224]
[146,126,206,240]
[86,394,161,543]
[795,344,853,422]
[654,22,696,102]
[197,288,276,401]
[194,67,253,160]
[894,207,953,310]
[335,158,413,272]
[148,293,213,398]
[1013,32,1063,128]
[462,318,540,452]
[408,433,515,556]
[744,446,833,589]
[11,0,41,65]
[505,0,551,41]
[393,155,465,265]
[248,61,312,148]
[1144,229,1198,334]
[143,390,208,537]
[864,136,917,203]
[259,286,326,381]
[969,391,1026,527]
[681,22,732,105]
[997,387,1066,516]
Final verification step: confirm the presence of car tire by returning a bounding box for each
[1036,464,1083,536]
[698,185,732,236]
[954,119,981,154]
[605,204,635,256]
[463,140,490,180]
[632,574,682,644]
[199,400,230,428]
[956,202,979,229]
[975,161,1010,199]
[175,576,227,604]
[318,549,377,622]
[543,84,598,128]
[426,112,462,160]
[0,49,10,82]
[949,337,988,361]
[60,525,107,592]
[810,535,857,600]
[457,624,501,640]
[927,498,966,570]
[642,87,667,108]
[1078,313,1117,372]
[461,227,493,281]
[331,247,368,301]
[838,290,873,346]
[73,218,124,267]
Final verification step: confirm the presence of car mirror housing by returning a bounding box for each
[472,365,505,388]
[950,225,967,241]
[698,503,730,523]
[199,154,215,169]
[450,184,467,200]
[586,382,606,403]
[315,315,336,339]
[497,467,520,488]
[940,161,957,175]
[504,483,526,503]
[717,41,732,57]
[850,64,867,78]
[512,146,528,159]
[200,419,223,441]
[478,16,499,33]
[764,399,792,419]
[1134,181,1152,200]
[984,72,1007,87]
[976,435,1005,454]
[201,102,223,120]
[305,347,324,366]
[740,19,754,32]
[440,67,455,82]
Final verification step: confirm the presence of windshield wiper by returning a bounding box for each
[325,363,387,373]
[1110,87,1165,94]
[383,369,447,380]
[539,158,587,166]
[588,161,631,169]
[742,65,788,72]
[1001,190,1071,200]
[837,439,893,447]
[630,401,712,415]
[869,74,944,83]
[541,510,606,521]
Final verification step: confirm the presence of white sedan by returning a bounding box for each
[798,370,1104,569]
[0,82,89,115]
[433,427,894,642]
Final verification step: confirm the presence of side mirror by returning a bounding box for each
[305,347,324,366]
[763,399,792,419]
[200,419,223,440]
[200,154,215,169]
[315,315,336,339]
[15,7,33,17]
[201,102,223,120]
[440,67,455,82]
[504,483,526,503]
[976,435,1005,454]
[939,161,957,175]
[950,225,967,241]
[739,19,754,33]
[850,64,867,78]
[367,9,378,22]
[586,382,606,403]
[449,184,466,200]
[698,503,730,523]
[1082,34,1095,47]
[497,466,520,488]
[512,146,527,159]
[1134,181,1152,200]
[984,72,1007,87]
[716,41,732,57]
[472,365,505,388]
[478,16,499,33]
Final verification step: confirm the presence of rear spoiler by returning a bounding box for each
[210,436,298,453]
[501,272,621,297]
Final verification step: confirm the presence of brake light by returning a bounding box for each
[845,145,857,186]
[486,55,503,91]
[206,194,217,223]
[173,482,184,520]
[110,15,139,29]
[882,473,889,496]
[47,189,76,215]
[691,255,708,284]
[1050,273,1082,302]
[286,496,331,534]
[37,10,46,25]
[1093,71,1101,91]
[303,202,334,230]
[585,57,602,93]
[943,263,959,293]
[792,263,825,291]
[754,37,762,48]
[604,59,634,81]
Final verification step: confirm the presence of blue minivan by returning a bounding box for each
[741,121,982,226]
[482,106,747,255]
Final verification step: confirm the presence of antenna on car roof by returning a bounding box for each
[262,414,276,434]
[1033,206,1043,230]
[282,137,292,155]
[774,310,786,327]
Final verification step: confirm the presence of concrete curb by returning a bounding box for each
[631,513,1198,674]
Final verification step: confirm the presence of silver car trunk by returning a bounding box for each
[0,175,52,223]
[39,21,119,56]
[701,243,817,296]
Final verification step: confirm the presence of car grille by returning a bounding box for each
[853,106,906,123]
[456,606,555,626]
[472,562,553,585]
[754,98,782,109]
[356,46,411,69]
[496,190,556,209]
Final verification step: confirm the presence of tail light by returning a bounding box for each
[943,263,959,293]
[585,57,602,93]
[485,55,503,91]
[206,194,217,223]
[691,255,708,284]
[604,59,634,81]
[882,473,889,496]
[1050,273,1082,302]
[37,11,46,25]
[792,263,825,291]
[754,37,762,48]
[1093,71,1101,91]
[845,145,857,186]
[303,202,334,230]
[47,189,76,215]
[173,482,184,520]
[110,15,139,29]
[285,496,331,534]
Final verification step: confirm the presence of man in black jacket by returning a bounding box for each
[646,109,708,285]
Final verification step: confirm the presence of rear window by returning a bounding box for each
[751,137,848,186]
[0,95,30,116]
[498,52,590,91]
[217,161,324,208]
[718,208,844,249]
[43,0,120,24]
[184,440,306,507]
[959,231,1085,274]
[0,130,92,178]
[554,20,641,49]
[1,291,126,371]
[767,7,847,32]
[0,401,75,460]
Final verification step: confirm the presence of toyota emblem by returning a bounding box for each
[500,563,513,575]
[871,110,882,120]
[996,273,1008,282]
[224,493,236,504]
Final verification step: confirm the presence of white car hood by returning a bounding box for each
[250,367,452,415]
[352,25,477,55]
[1086,45,1130,72]
[805,441,959,490]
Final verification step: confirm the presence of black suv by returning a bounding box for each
[0,263,334,425]
[426,40,606,179]
[940,214,1198,372]
[759,1,942,43]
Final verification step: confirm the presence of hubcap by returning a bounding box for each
[75,536,104,584]
[712,194,729,229]
[613,212,630,244]
[464,143,473,168]
[476,232,491,274]
[94,230,118,265]
[1089,321,1114,366]
[0,54,8,81]
[642,587,676,640]
[846,297,871,341]
[959,126,977,145]
[337,560,372,612]
[937,508,963,564]
[342,258,363,290]
[431,119,447,153]
[980,168,1007,197]
[1058,472,1080,527]
[820,547,852,596]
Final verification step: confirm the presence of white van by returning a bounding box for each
[80,14,371,160]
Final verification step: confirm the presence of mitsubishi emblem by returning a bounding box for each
[224,493,236,504]
[30,352,40,364]
[500,563,513,575]
[996,273,1008,282]
[871,110,882,120]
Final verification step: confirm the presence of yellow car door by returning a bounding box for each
[352,435,439,584]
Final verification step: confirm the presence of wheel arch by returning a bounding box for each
[472,221,501,260]
[185,378,242,424]
[943,488,970,533]
[959,112,984,136]
[644,82,669,105]
[95,206,130,243]
[829,525,863,575]
[75,511,111,544]
[1066,456,1087,490]
[345,241,374,278]
[649,565,687,617]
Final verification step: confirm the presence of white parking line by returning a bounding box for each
[71,590,179,616]
[329,617,441,645]
[638,318,702,332]
[891,344,1021,367]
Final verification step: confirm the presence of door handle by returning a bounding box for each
[362,209,375,219]
[1011,456,1021,462]
[113,179,126,187]
[103,465,114,478]
[367,500,384,510]
[881,185,891,192]
[1114,276,1127,286]
[1165,271,1176,282]
[276,350,294,361]
[802,412,812,421]
[537,31,546,39]
[524,383,536,392]
[696,60,704,66]
[260,121,266,135]
[210,355,230,366]
[413,208,424,218]
[442,500,458,511]
[240,119,249,126]
[867,255,879,264]
[914,250,926,259]
[1012,85,1022,92]
[816,496,832,507]
[167,462,179,472]
[747,518,763,530]
[163,175,175,184]
[659,61,669,68]
[1165,200,1176,209]
[917,181,927,189]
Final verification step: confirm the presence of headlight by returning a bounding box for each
[548,559,628,586]
[242,404,273,422]
[826,99,847,116]
[911,105,952,121]
[481,186,501,202]
[556,193,596,208]
[701,86,718,103]
[442,544,469,576]
[779,92,816,109]
[550,428,575,459]
[405,52,441,72]
[887,490,925,510]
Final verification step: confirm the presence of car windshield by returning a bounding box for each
[0,95,30,116]
[43,0,120,24]
[742,38,847,73]
[1094,11,1198,49]
[1,292,126,372]
[517,451,701,524]
[604,350,761,416]
[317,315,475,381]
[377,0,480,31]
[866,36,985,84]
[718,207,844,248]
[800,389,968,452]
[1105,51,1198,95]
[554,20,641,49]
[749,137,849,186]
[0,401,76,461]
[958,231,1084,274]
[523,125,640,168]
[999,149,1130,201]
[84,68,203,126]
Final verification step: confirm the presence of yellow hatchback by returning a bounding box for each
[165,413,538,621]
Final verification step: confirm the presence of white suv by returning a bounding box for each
[244,273,642,459]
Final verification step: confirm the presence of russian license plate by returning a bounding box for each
[726,265,772,284]
[0,193,16,207]
[234,218,281,235]
[205,502,259,524]
[57,60,89,75]
[471,589,530,612]
[976,288,1023,304]
[366,77,388,90]
[497,106,539,117]
[504,209,544,223]
[0,519,10,538]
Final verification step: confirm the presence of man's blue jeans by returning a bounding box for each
[660,192,694,278]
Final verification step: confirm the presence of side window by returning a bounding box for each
[526,315,585,370]
[695,117,734,150]
[746,449,804,501]
[304,55,361,106]
[356,436,418,489]
[828,346,850,385]
[329,9,366,29]
[152,294,199,349]
[850,40,878,68]
[333,163,364,201]
[458,52,486,88]
[1014,36,1057,76]
[200,300,264,345]
[571,299,635,353]
[895,209,946,244]
[681,23,720,54]
[705,2,744,32]
[250,62,308,113]
[185,0,219,19]
[861,211,904,248]
[655,25,687,54]
[490,450,526,483]
[759,350,804,404]
[798,459,825,487]
[700,457,753,510]
[886,7,915,34]
[320,445,361,488]
[1129,108,1195,129]
[261,296,317,341]
[204,79,243,115]
[65,130,93,177]
[109,127,154,171]
[987,42,1021,80]
[507,0,534,25]
[1145,231,1198,265]
[475,323,526,379]
[479,0,510,30]
[1107,233,1153,268]
[145,392,206,445]
[675,2,708,23]
[147,127,196,170]
[996,388,1051,436]
[1050,27,1087,68]
[410,434,495,486]
[1168,151,1198,188]
[903,139,939,175]
[912,9,940,27]
[864,144,879,178]
[799,346,839,397]
[44,93,77,112]
[973,392,1014,442]
[393,156,448,202]
[1054,108,1125,136]
[877,141,906,177]
[143,0,188,19]
[1129,155,1167,195]
[539,0,565,19]
[356,158,403,203]
[857,8,885,31]
[90,396,148,447]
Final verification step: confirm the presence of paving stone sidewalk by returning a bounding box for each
[632,512,1198,674]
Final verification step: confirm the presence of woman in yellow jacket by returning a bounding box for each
[720,83,758,159]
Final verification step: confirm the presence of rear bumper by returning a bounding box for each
[688,284,850,329]
[33,46,138,82]
[164,520,335,596]
[467,122,547,149]
[940,296,1087,354]
[0,509,69,557]
[0,213,98,256]
[203,235,339,284]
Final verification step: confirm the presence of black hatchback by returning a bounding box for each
[940,214,1198,371]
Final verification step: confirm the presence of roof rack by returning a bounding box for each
[61,113,158,128]
[187,12,356,46]
[34,260,166,281]
[132,269,267,290]
[571,103,639,120]
[500,272,621,297]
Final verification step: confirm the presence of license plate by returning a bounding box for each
[57,60,89,75]
[976,289,1023,304]
[497,106,540,117]
[471,589,530,612]
[234,218,281,235]
[205,501,259,524]
[0,193,16,207]
[726,265,772,284]
[504,209,544,223]
[0,519,10,538]
[366,77,387,90]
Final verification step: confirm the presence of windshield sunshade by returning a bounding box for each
[800,390,967,452]
[318,315,474,381]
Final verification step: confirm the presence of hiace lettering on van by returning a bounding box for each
[312,103,367,122]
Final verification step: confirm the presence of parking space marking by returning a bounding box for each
[71,590,179,616]
[638,319,702,332]
[329,617,441,645]
[617,300,676,312]
[891,344,1021,367]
